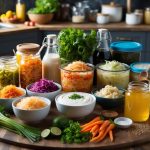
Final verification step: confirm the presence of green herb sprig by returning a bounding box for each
[61,120,91,144]
[69,94,84,100]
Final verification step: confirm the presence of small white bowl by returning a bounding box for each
[55,92,96,118]
[114,117,133,129]
[26,82,62,101]
[12,96,51,123]
[0,87,26,111]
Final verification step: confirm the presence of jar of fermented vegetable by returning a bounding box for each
[16,43,42,88]
[0,56,19,89]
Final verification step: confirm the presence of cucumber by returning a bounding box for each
[50,127,62,136]
[41,129,51,138]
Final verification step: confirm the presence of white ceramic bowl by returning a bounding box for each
[12,96,51,123]
[26,82,62,101]
[114,117,133,129]
[0,87,26,111]
[55,92,96,118]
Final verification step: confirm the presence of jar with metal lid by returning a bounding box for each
[124,81,150,122]
[0,56,19,89]
[16,43,42,88]
[130,62,150,81]
[144,7,150,24]
[110,41,142,65]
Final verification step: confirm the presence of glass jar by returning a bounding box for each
[130,62,150,81]
[16,43,42,88]
[72,3,85,23]
[144,7,150,25]
[96,63,130,89]
[111,41,142,65]
[16,0,26,22]
[60,63,94,92]
[124,81,150,122]
[0,56,19,89]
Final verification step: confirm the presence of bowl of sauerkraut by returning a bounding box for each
[60,61,94,92]
[92,85,125,109]
[96,61,130,89]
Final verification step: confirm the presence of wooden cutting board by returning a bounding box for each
[0,104,150,150]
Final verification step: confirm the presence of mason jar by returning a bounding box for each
[16,43,42,88]
[0,56,19,89]
[124,81,150,122]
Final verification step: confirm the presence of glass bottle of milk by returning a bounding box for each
[42,34,61,83]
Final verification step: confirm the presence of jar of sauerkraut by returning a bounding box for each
[16,43,42,88]
[60,61,94,92]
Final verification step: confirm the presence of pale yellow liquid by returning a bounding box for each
[16,3,26,22]
[124,90,150,122]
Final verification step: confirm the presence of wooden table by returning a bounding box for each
[0,141,150,150]
[0,104,150,150]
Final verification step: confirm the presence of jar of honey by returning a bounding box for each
[124,81,150,122]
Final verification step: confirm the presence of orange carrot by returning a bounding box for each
[81,116,101,128]
[81,120,103,132]
[90,130,105,142]
[109,130,113,142]
[90,125,100,138]
[90,123,115,143]
[99,120,110,131]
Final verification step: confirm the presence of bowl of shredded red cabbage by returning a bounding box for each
[29,79,58,93]
[26,79,61,101]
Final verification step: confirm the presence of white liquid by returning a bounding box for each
[42,53,61,83]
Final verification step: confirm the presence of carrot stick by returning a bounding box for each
[109,130,113,142]
[99,120,110,131]
[81,120,103,132]
[81,116,101,128]
[90,123,115,143]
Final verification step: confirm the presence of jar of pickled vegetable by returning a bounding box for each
[0,56,19,89]
[16,43,42,88]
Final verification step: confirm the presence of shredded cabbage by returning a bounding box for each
[29,79,58,93]
[100,61,127,71]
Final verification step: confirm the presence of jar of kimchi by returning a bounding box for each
[16,43,42,88]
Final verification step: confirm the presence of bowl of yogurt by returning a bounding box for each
[55,92,96,118]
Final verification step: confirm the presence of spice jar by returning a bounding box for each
[0,56,19,89]
[124,81,150,122]
[144,7,150,24]
[16,43,42,88]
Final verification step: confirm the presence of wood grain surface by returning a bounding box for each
[0,104,150,150]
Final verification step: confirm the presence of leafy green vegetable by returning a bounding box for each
[57,28,97,63]
[0,107,41,142]
[69,94,84,100]
[28,0,60,14]
[61,120,91,144]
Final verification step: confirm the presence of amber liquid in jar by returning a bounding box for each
[124,81,150,122]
